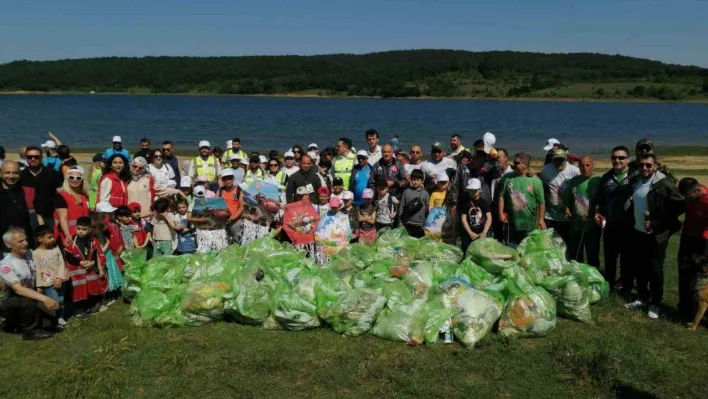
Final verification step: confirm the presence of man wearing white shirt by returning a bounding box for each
[539,148,580,254]
[365,129,382,166]
[421,143,456,186]
[403,144,424,177]
[282,151,300,177]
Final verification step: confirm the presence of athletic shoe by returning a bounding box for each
[106,299,117,307]
[75,312,92,320]
[648,305,661,320]
[625,300,646,310]
[57,318,68,327]
[22,330,54,341]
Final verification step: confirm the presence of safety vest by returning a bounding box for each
[193,155,218,182]
[333,152,356,188]
[271,170,287,186]
[244,169,264,185]
[98,172,128,208]
[449,145,468,156]
[53,190,90,241]
[223,148,247,162]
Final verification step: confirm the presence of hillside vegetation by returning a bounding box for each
[2,50,707,100]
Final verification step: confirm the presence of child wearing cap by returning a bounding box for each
[180,176,194,205]
[340,191,358,239]
[374,178,399,231]
[357,189,377,245]
[429,172,449,211]
[128,202,150,249]
[315,187,331,217]
[460,178,492,254]
[195,175,216,198]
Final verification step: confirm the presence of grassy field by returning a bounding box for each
[1,237,707,399]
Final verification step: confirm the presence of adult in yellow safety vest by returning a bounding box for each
[188,140,221,190]
[222,137,247,164]
[266,158,288,187]
[448,134,468,158]
[334,137,356,188]
[243,154,265,185]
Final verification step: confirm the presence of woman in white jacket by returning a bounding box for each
[146,149,177,189]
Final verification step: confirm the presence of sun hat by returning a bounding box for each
[198,140,211,149]
[229,153,241,161]
[356,150,369,158]
[543,138,560,151]
[259,155,267,164]
[284,150,295,159]
[42,140,57,149]
[483,132,496,152]
[362,188,374,199]
[226,140,232,149]
[96,202,117,213]
[466,178,482,190]
[308,143,319,150]
[239,159,249,166]
[436,173,449,183]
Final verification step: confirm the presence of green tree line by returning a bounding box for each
[1,50,707,99]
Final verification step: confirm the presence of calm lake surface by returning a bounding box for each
[1,95,706,155]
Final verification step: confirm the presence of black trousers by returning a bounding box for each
[677,236,708,318]
[603,223,631,291]
[546,220,571,259]
[405,224,425,239]
[630,230,668,305]
[0,296,53,333]
[568,224,601,267]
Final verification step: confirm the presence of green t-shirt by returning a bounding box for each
[614,170,628,183]
[500,174,545,231]
[565,175,601,230]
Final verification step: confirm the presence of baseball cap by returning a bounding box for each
[296,186,309,196]
[342,191,354,200]
[333,177,344,186]
[67,165,85,175]
[431,142,444,152]
[198,140,211,149]
[635,138,654,154]
[250,155,260,164]
[240,159,249,166]
[436,173,449,183]
[284,150,295,159]
[112,136,122,143]
[543,138,560,151]
[229,153,241,161]
[362,188,374,199]
[356,150,369,158]
[551,148,568,159]
[92,153,103,163]
[317,187,330,196]
[42,140,57,149]
[329,196,342,208]
[180,176,192,187]
[466,178,482,191]
[194,186,206,197]
[196,175,208,183]
[96,201,118,213]
[259,155,267,164]
[483,132,496,152]
[127,202,142,213]
[308,143,319,150]
[221,168,235,178]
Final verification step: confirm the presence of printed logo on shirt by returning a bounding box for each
[1,266,10,274]
[527,184,534,192]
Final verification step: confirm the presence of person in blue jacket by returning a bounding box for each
[103,136,131,162]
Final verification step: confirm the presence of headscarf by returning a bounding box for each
[131,157,148,182]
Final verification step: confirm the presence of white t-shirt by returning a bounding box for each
[633,179,652,232]
[367,145,382,166]
[147,163,176,189]
[283,166,300,177]
[421,158,456,180]
[404,162,423,177]
[0,252,35,302]
[539,163,580,221]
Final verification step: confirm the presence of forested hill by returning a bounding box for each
[2,50,708,100]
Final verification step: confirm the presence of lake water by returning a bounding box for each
[1,95,707,156]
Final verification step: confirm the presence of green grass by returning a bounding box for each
[1,237,707,398]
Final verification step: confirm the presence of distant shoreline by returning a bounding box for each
[2,90,707,104]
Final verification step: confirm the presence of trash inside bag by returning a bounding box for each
[423,295,457,344]
[568,261,609,304]
[318,288,387,337]
[551,280,593,323]
[370,298,427,345]
[498,267,556,338]
[466,238,519,275]
[441,279,503,348]
[516,229,567,258]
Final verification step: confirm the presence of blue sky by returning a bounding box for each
[1,0,706,66]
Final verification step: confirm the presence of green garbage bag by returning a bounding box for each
[370,298,427,345]
[182,252,217,281]
[318,288,387,337]
[375,227,409,259]
[314,269,351,311]
[442,281,503,348]
[367,258,398,281]
[265,250,306,284]
[153,286,188,326]
[498,267,556,338]
[465,238,519,275]
[293,268,321,303]
[454,259,494,288]
[417,238,464,265]
[272,284,320,331]
[133,289,170,324]
[243,237,287,257]
[568,261,609,304]
[121,248,147,268]
[352,270,374,288]
[516,229,567,258]
[333,244,377,270]
[122,250,147,300]
[550,280,593,323]
[402,261,433,299]
[379,280,415,311]
[225,279,272,325]
[182,281,231,325]
[423,295,457,344]
[431,262,459,286]
[141,256,187,292]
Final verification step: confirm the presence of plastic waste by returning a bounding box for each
[441,279,503,348]
[423,295,457,344]
[498,267,556,338]
[370,298,427,345]
[318,288,387,337]
[568,261,610,304]
[516,228,567,258]
[466,238,519,275]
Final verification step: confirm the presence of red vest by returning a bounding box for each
[53,190,89,240]
[98,172,128,207]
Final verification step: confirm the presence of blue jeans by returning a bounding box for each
[43,286,64,307]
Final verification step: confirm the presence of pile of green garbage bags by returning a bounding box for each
[122,228,609,348]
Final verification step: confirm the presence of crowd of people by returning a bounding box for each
[1,129,707,341]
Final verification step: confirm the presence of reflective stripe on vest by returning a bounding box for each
[244,169,264,184]
[274,171,286,185]
[194,156,218,181]
[334,154,355,187]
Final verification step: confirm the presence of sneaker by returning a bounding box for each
[22,330,54,341]
[625,299,647,310]
[57,318,68,327]
[75,312,92,320]
[105,299,117,307]
[648,305,661,319]
[88,302,103,314]
[99,305,109,313]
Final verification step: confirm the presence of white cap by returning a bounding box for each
[284,150,295,158]
[342,191,354,200]
[67,165,85,175]
[362,188,374,199]
[229,153,241,161]
[42,140,57,149]
[240,159,249,166]
[193,186,206,197]
[96,201,117,213]
[296,186,309,196]
[196,175,208,183]
[543,138,560,151]
[436,173,449,183]
[466,178,482,190]
[221,168,235,178]
[180,176,192,187]
[483,132,496,152]
[308,143,319,150]
[198,140,211,149]
[356,150,369,158]
[259,155,267,164]
[112,136,122,143]
[226,140,232,148]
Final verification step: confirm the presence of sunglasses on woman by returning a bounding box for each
[153,154,162,159]
[269,163,279,167]
[132,165,144,170]
[68,175,83,181]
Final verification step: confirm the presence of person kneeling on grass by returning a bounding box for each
[63,216,108,319]
[1,227,60,340]
[399,169,430,238]
[460,178,492,255]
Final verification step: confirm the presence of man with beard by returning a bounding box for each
[365,129,382,166]
[421,142,456,191]
[19,146,63,230]
[0,161,36,252]
[368,144,406,199]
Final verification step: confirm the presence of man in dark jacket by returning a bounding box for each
[161,141,181,188]
[0,161,35,252]
[285,155,321,203]
[134,138,152,161]
[627,138,675,183]
[19,146,63,230]
[368,144,406,199]
[592,145,632,293]
[625,153,685,320]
